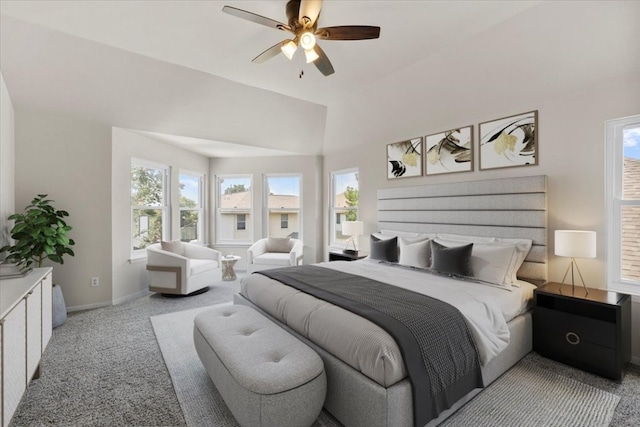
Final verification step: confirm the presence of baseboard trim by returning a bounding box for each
[67,301,111,312]
[112,289,151,306]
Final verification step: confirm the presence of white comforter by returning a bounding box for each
[240,259,535,387]
[321,259,535,365]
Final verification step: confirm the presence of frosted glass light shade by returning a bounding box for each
[342,221,363,237]
[555,230,596,259]
[304,48,319,63]
[281,40,297,60]
[299,31,316,50]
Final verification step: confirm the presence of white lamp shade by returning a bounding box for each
[342,221,363,237]
[555,230,596,259]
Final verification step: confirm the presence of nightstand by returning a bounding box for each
[328,250,368,262]
[533,282,631,380]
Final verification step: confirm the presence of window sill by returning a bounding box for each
[128,256,147,264]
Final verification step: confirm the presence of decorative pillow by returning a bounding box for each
[266,237,292,253]
[398,237,431,269]
[161,240,184,255]
[370,235,399,263]
[430,241,473,277]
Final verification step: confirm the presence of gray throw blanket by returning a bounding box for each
[258,265,483,427]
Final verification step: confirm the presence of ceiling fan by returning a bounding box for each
[222,0,380,76]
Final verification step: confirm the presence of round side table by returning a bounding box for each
[222,255,241,281]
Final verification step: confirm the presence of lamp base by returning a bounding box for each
[343,249,358,256]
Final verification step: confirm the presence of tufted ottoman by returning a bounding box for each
[193,304,326,427]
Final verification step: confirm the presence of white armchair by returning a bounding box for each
[247,237,303,273]
[146,241,222,296]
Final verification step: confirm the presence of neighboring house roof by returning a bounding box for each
[220,192,300,210]
[622,157,640,282]
[220,191,251,210]
[268,194,299,209]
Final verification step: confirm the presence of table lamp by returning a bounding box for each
[554,230,596,293]
[342,221,363,255]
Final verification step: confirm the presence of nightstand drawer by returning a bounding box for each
[536,330,618,379]
[534,306,616,348]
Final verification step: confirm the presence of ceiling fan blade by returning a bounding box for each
[299,0,323,27]
[252,41,286,63]
[222,6,291,32]
[312,44,334,76]
[316,26,381,41]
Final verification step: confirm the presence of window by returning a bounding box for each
[179,172,204,243]
[217,175,252,244]
[237,214,246,231]
[264,175,301,239]
[131,159,169,255]
[606,115,640,294]
[330,168,359,248]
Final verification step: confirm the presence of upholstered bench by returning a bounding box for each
[193,304,326,427]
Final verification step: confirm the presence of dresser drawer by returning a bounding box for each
[534,306,616,348]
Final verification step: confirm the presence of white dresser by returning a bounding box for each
[0,267,53,427]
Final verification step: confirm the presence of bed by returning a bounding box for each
[234,175,548,427]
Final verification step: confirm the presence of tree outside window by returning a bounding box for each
[131,161,168,252]
[179,173,203,243]
[331,169,359,246]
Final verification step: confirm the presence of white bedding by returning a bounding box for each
[322,259,535,364]
[240,259,535,388]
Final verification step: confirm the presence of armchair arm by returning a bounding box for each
[247,239,268,264]
[289,239,304,266]
[146,247,189,288]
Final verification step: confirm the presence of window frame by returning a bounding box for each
[130,158,170,259]
[263,174,302,240]
[178,170,205,244]
[605,114,640,295]
[216,174,253,245]
[329,168,359,249]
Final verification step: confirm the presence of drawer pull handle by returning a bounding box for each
[566,332,580,345]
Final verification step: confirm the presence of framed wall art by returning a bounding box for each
[424,126,473,176]
[479,110,538,170]
[387,137,423,179]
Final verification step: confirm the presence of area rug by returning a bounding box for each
[152,306,620,427]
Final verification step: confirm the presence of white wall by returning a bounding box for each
[14,110,112,310]
[209,155,323,270]
[323,66,640,362]
[0,73,15,255]
[111,128,210,303]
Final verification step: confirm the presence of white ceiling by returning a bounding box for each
[7,0,635,157]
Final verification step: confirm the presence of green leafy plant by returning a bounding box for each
[0,194,75,269]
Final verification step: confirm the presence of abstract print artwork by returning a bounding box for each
[387,137,423,179]
[479,111,538,170]
[425,126,473,175]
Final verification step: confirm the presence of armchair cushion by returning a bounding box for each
[266,237,291,253]
[247,237,303,273]
[161,240,185,255]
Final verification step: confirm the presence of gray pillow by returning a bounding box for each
[370,235,399,263]
[266,237,291,253]
[430,240,473,277]
[161,240,185,255]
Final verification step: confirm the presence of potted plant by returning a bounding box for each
[0,194,75,327]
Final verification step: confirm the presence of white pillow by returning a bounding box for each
[494,237,533,286]
[398,237,431,269]
[434,238,516,289]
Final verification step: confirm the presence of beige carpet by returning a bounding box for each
[152,306,621,427]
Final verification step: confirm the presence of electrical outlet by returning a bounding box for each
[91,277,99,287]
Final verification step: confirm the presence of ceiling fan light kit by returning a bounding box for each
[222,0,380,76]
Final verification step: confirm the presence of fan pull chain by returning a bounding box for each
[299,69,304,79]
